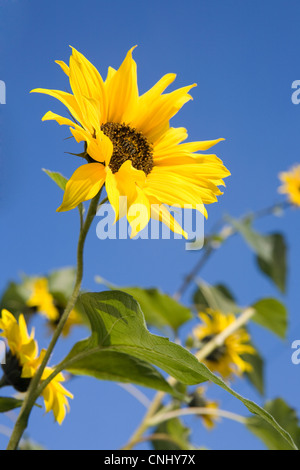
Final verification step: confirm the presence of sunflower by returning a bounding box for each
[26,278,82,337]
[278,164,300,206]
[193,309,255,379]
[31,47,230,236]
[0,309,73,423]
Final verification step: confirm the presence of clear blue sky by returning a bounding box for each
[0,0,300,450]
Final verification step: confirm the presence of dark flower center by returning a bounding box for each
[1,350,31,392]
[100,122,154,175]
[201,335,227,363]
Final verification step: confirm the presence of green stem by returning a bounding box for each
[6,191,101,451]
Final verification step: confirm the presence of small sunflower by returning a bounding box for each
[31,46,230,236]
[0,309,73,423]
[26,278,82,337]
[194,309,255,379]
[278,164,300,206]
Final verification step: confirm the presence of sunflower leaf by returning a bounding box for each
[95,277,192,333]
[0,397,24,412]
[152,417,196,450]
[61,291,297,449]
[193,281,240,314]
[256,233,287,294]
[117,288,192,333]
[247,398,300,450]
[225,217,287,293]
[252,298,288,339]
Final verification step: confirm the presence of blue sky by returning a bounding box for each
[0,0,300,450]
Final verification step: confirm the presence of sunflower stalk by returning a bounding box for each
[6,191,102,451]
[122,307,255,450]
[147,407,247,427]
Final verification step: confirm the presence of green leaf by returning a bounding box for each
[226,216,273,259]
[95,278,192,333]
[0,397,23,412]
[247,398,300,450]
[226,217,287,293]
[153,417,195,450]
[66,346,175,395]
[62,291,297,449]
[242,341,265,396]
[120,287,192,333]
[193,281,240,314]
[256,233,287,294]
[252,298,288,339]
[43,169,68,190]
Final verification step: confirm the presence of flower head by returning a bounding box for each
[278,164,300,206]
[193,309,255,379]
[31,47,230,237]
[0,310,73,423]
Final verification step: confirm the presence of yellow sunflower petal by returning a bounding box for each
[57,163,106,212]
[105,46,139,123]
[42,110,82,130]
[149,197,188,239]
[136,83,196,143]
[30,88,85,128]
[70,46,107,123]
[55,60,69,76]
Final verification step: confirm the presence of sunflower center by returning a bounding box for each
[101,122,154,175]
[202,335,227,362]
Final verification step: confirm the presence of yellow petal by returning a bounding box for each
[105,161,146,223]
[149,196,188,239]
[57,163,106,212]
[128,187,151,238]
[55,60,69,76]
[70,47,107,123]
[106,47,139,123]
[30,88,85,129]
[135,84,196,143]
[42,110,82,130]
